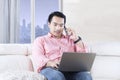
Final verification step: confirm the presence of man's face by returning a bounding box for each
[48,16,65,38]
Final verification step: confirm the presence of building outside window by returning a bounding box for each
[20,0,59,43]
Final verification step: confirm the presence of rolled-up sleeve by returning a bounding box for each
[31,37,49,72]
[75,42,88,53]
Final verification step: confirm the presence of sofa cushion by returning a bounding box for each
[91,42,120,56]
[91,56,120,80]
[0,55,33,73]
[0,44,28,55]
[0,71,45,80]
[26,44,33,55]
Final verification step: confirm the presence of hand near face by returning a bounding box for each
[66,27,78,41]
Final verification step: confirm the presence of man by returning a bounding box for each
[31,11,92,80]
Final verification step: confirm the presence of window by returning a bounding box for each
[20,0,31,43]
[19,0,61,43]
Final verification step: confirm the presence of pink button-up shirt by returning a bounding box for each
[31,33,86,72]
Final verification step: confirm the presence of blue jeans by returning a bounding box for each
[40,68,92,80]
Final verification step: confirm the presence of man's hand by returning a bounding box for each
[46,60,59,69]
[66,27,85,49]
[66,27,78,41]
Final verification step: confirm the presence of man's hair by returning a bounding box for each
[48,11,66,24]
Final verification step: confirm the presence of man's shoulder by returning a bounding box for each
[35,35,49,41]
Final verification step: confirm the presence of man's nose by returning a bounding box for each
[56,25,61,29]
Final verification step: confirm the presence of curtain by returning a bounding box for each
[0,0,20,43]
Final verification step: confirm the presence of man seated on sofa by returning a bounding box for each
[31,11,92,80]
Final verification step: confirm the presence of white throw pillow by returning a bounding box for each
[0,71,45,80]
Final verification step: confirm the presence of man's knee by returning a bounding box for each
[40,68,65,80]
[52,70,65,80]
[75,72,92,80]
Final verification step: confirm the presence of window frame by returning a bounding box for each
[30,0,62,43]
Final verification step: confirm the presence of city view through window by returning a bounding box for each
[20,0,59,43]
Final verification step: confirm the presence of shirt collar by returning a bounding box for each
[48,33,66,38]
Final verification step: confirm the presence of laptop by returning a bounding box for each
[58,52,96,72]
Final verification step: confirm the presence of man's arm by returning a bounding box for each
[73,36,86,52]
[31,37,49,72]
[66,28,86,52]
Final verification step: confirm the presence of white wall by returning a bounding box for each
[63,0,120,44]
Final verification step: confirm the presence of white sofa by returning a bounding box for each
[0,44,45,80]
[90,42,120,80]
[0,42,120,80]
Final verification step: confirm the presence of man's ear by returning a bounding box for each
[48,22,50,27]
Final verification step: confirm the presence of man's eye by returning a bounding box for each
[60,24,64,27]
[54,23,57,26]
